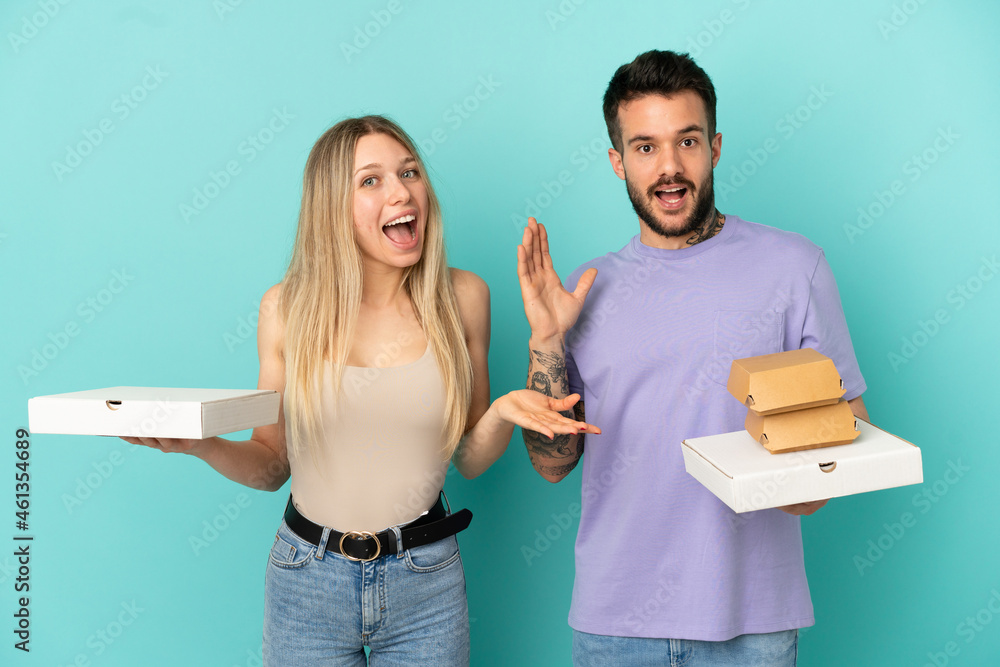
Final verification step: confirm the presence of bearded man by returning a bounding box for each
[517,49,869,666]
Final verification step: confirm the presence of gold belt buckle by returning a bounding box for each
[339,530,381,562]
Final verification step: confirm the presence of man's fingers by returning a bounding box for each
[518,242,544,296]
[801,499,828,514]
[520,227,535,278]
[778,499,828,516]
[573,267,599,301]
[539,222,553,271]
[529,218,544,275]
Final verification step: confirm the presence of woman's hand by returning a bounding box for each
[119,436,209,456]
[495,390,601,440]
[517,217,597,341]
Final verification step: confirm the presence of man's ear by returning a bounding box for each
[711,132,722,169]
[609,148,626,181]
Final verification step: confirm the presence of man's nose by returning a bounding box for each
[655,146,682,179]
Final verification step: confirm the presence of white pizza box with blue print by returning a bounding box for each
[27,387,280,439]
[681,419,924,513]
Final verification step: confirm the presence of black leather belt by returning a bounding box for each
[283,494,472,562]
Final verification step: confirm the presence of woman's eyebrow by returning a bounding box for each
[355,156,416,175]
[354,162,381,175]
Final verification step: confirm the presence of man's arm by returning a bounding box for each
[516,217,598,484]
[848,395,869,422]
[523,337,586,483]
[450,269,598,480]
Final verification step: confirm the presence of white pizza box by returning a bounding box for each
[28,387,280,439]
[681,419,923,513]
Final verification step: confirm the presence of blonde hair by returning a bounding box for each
[280,116,472,461]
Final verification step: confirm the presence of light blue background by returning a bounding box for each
[2,1,998,665]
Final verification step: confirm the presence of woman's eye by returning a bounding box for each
[362,176,376,187]
[402,168,419,179]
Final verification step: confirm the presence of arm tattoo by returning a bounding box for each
[523,346,584,469]
[523,426,574,458]
[538,461,580,476]
[573,401,586,456]
[526,401,587,475]
[529,371,552,396]
[530,348,570,396]
[686,210,725,246]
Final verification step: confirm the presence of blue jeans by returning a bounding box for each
[263,519,469,666]
[572,629,798,666]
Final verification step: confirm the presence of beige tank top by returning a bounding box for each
[285,344,450,532]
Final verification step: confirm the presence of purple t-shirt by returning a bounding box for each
[563,215,866,641]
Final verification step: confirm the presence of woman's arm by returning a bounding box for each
[449,269,598,480]
[448,268,497,479]
[121,284,291,492]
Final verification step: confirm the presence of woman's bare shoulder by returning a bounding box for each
[449,268,489,301]
[261,282,282,305]
[258,283,285,347]
[448,268,489,340]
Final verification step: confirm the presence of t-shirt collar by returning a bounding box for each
[630,214,737,260]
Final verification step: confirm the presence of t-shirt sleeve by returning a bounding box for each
[800,251,867,400]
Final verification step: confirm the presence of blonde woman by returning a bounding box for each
[123,115,598,665]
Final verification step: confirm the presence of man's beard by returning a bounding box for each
[625,171,716,240]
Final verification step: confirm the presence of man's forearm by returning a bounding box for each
[523,336,584,481]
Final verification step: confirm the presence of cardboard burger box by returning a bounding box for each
[727,348,845,415]
[28,387,280,439]
[681,419,923,513]
[744,399,860,454]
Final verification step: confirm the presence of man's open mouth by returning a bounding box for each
[654,185,688,208]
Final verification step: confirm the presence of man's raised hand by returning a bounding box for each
[516,217,597,341]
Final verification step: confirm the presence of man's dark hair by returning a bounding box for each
[603,50,717,153]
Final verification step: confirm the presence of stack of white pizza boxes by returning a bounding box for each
[726,348,860,454]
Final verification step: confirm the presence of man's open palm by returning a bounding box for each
[517,217,597,340]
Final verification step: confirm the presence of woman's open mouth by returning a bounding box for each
[382,213,419,249]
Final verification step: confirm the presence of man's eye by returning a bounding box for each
[682,138,696,147]
[639,145,652,153]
